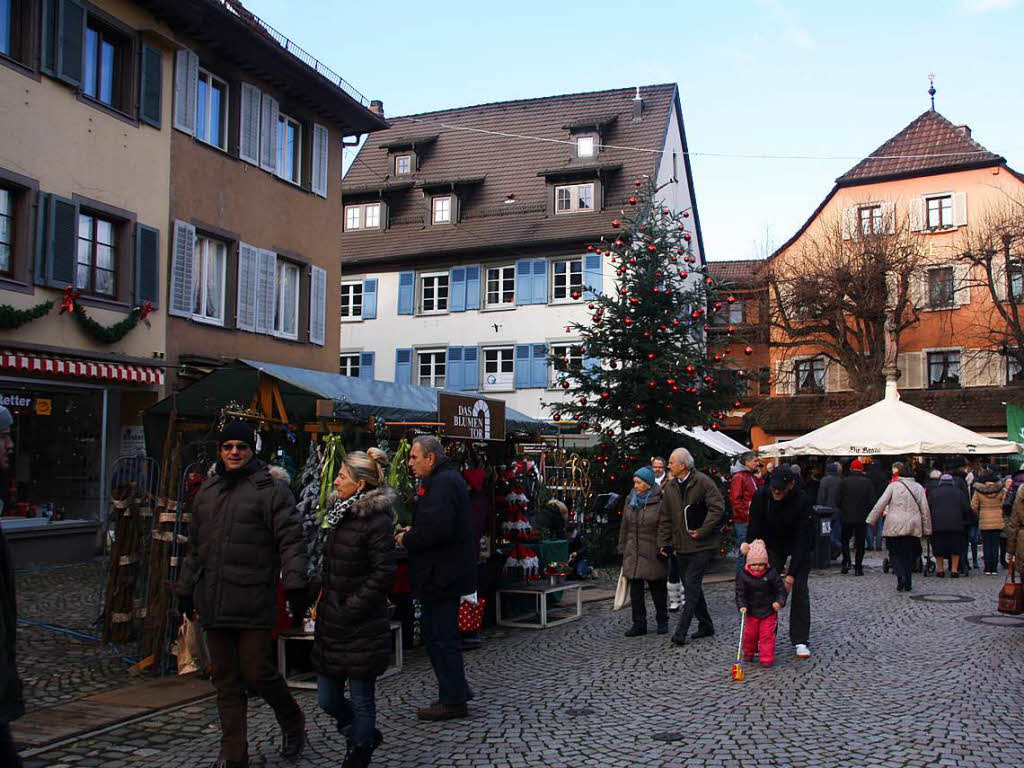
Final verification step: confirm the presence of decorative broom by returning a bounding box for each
[730,608,746,681]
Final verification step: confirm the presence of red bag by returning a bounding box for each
[457,598,487,633]
[998,560,1024,615]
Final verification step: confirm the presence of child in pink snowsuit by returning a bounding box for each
[735,539,787,667]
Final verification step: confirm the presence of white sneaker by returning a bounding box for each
[795,643,811,659]
[669,601,680,611]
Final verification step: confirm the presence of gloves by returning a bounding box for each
[287,588,310,624]
[178,594,195,619]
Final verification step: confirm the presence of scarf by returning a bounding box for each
[630,489,652,509]
[322,492,361,530]
[308,492,362,579]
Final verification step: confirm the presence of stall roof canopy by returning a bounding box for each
[147,359,551,434]
[680,426,749,456]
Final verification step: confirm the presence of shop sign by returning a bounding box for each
[438,393,506,442]
[0,393,51,415]
[0,393,33,409]
[119,425,147,457]
[35,398,51,416]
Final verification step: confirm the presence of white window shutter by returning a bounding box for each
[311,123,329,198]
[254,248,277,334]
[881,201,896,234]
[910,270,925,308]
[993,253,1008,301]
[897,352,924,389]
[962,349,1002,387]
[775,360,793,396]
[841,207,855,240]
[909,198,925,232]
[236,243,258,331]
[173,49,198,135]
[259,93,279,173]
[953,192,968,227]
[168,220,196,317]
[309,265,327,345]
[239,83,262,166]
[954,263,971,306]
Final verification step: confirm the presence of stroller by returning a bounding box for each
[882,536,936,576]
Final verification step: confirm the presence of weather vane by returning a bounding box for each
[928,73,936,111]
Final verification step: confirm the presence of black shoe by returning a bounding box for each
[212,760,248,768]
[466,686,475,702]
[280,714,305,760]
[670,633,686,647]
[854,566,864,576]
[951,571,960,579]
[342,745,376,768]
[841,565,850,575]
[937,571,945,578]
[416,701,468,721]
[690,626,715,640]
[896,581,904,592]
[656,621,669,635]
[624,624,647,637]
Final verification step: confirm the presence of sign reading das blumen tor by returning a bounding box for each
[438,393,506,442]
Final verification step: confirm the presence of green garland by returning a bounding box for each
[72,303,143,344]
[0,301,53,330]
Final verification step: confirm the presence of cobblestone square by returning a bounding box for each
[17,554,1024,768]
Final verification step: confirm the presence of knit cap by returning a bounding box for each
[219,420,254,448]
[746,539,769,568]
[633,465,656,488]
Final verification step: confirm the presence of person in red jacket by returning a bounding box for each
[730,452,763,574]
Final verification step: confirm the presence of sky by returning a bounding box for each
[245,0,1024,262]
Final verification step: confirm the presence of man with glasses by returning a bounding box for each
[177,421,309,768]
[0,406,25,767]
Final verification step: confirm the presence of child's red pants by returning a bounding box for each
[742,612,777,665]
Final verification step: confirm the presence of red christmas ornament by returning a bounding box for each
[648,380,657,388]
[683,233,691,242]
[579,421,589,430]
[629,196,638,205]
[664,404,673,411]
[711,423,720,431]
[654,271,662,278]
[615,239,624,247]
[624,317,634,325]
[727,294,736,304]
[610,361,618,368]
[642,330,651,338]
[662,208,670,215]
[630,258,638,264]
[706,277,714,286]
[679,270,688,279]
[647,352,656,360]
[714,354,722,362]
[619,288,629,296]
[634,404,645,412]
[672,385,680,392]
[734,401,742,408]
[571,290,581,300]
[611,219,621,228]
[647,245,657,253]
[601,391,610,399]
[727,325,735,334]
[635,179,643,187]
[744,346,753,356]
[553,413,562,421]
[588,303,595,310]
[653,286,660,293]
[561,381,570,389]
[587,245,594,251]
[672,319,680,327]
[683,211,690,218]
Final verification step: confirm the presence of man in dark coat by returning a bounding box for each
[397,435,475,721]
[745,466,815,659]
[0,406,24,768]
[177,421,309,768]
[838,460,878,575]
[816,462,843,558]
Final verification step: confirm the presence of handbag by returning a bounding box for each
[998,559,1024,615]
[457,597,487,632]
[612,569,630,611]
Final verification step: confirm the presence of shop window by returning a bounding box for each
[192,235,226,324]
[485,264,515,308]
[276,113,301,185]
[196,68,228,150]
[83,16,132,112]
[76,213,116,297]
[928,267,954,308]
[549,342,582,387]
[340,281,363,319]
[795,357,825,394]
[417,349,446,388]
[482,346,513,391]
[551,257,583,301]
[339,353,360,377]
[0,187,12,276]
[554,183,594,214]
[272,259,300,339]
[927,350,961,390]
[420,271,449,313]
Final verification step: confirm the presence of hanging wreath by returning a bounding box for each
[0,301,53,330]
[59,287,154,345]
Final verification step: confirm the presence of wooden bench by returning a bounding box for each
[277,620,403,689]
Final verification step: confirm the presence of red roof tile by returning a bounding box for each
[707,259,767,287]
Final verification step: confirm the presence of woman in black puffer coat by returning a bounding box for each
[312,448,396,768]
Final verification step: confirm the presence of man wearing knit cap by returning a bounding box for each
[838,459,878,576]
[0,406,25,767]
[177,420,309,768]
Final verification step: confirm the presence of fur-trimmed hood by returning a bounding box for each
[205,459,291,483]
[325,484,398,519]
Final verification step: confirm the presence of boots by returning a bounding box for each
[854,565,864,576]
[656,617,669,635]
[279,711,305,759]
[342,746,375,768]
[624,623,646,637]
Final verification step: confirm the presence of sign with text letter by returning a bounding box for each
[438,392,506,442]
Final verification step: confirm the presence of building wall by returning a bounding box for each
[654,104,702,263]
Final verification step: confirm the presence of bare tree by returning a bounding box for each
[768,207,928,402]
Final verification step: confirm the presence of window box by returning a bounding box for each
[554,183,594,215]
[340,280,363,320]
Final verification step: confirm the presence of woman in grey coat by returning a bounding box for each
[618,466,668,636]
[867,462,931,592]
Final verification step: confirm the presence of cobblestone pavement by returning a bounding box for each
[21,553,1024,768]
[16,562,141,712]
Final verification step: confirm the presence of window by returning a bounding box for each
[344,203,381,231]
[715,300,744,325]
[420,272,449,313]
[928,267,954,308]
[576,136,595,158]
[76,213,116,296]
[276,113,301,184]
[757,367,772,396]
[858,205,883,236]
[1,0,14,59]
[395,154,412,175]
[1009,357,1024,385]
[196,69,228,150]
[191,236,226,324]
[554,183,594,214]
[83,19,130,111]
[339,354,361,377]
[417,349,446,388]
[926,195,953,230]
[551,258,583,301]
[927,350,961,390]
[340,281,363,319]
[550,343,583,387]
[482,346,514,391]
[794,357,825,394]
[273,260,300,339]
[1010,260,1024,301]
[485,264,515,307]
[0,187,11,276]
[432,196,452,224]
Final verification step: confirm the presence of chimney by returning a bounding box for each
[631,86,643,123]
[369,100,385,118]
[955,124,971,139]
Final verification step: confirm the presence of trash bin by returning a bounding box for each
[812,506,835,569]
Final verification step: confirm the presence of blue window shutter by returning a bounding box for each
[397,272,414,315]
[514,345,532,389]
[359,352,375,381]
[465,265,481,310]
[450,267,467,312]
[463,346,479,390]
[584,354,601,380]
[447,346,464,389]
[584,253,602,299]
[532,259,548,304]
[531,343,548,388]
[515,260,532,305]
[362,279,378,319]
[395,348,412,384]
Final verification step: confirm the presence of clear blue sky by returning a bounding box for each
[246,0,1024,261]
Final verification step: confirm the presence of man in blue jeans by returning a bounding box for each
[398,436,476,721]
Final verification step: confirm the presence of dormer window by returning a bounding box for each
[576,136,596,158]
[555,183,594,214]
[432,196,452,224]
[345,202,383,231]
[395,154,412,175]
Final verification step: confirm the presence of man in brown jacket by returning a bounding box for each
[658,447,725,647]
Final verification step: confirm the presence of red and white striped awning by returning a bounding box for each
[0,350,165,386]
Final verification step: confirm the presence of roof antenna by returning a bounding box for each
[928,73,936,111]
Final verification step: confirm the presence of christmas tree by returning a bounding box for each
[545,178,745,486]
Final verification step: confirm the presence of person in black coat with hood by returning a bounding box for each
[396,436,475,721]
[312,449,396,768]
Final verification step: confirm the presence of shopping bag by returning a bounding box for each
[175,615,202,675]
[457,597,487,632]
[612,569,630,611]
[998,559,1024,615]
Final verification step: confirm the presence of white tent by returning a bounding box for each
[759,380,1021,457]
[680,426,749,456]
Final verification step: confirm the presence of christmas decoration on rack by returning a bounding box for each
[58,286,154,344]
[0,300,53,330]
[496,460,542,581]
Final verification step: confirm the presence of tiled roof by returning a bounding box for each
[707,259,766,287]
[341,84,683,266]
[836,110,1004,186]
[747,386,1022,434]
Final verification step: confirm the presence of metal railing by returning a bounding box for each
[211,0,371,108]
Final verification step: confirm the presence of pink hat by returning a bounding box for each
[746,539,769,568]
